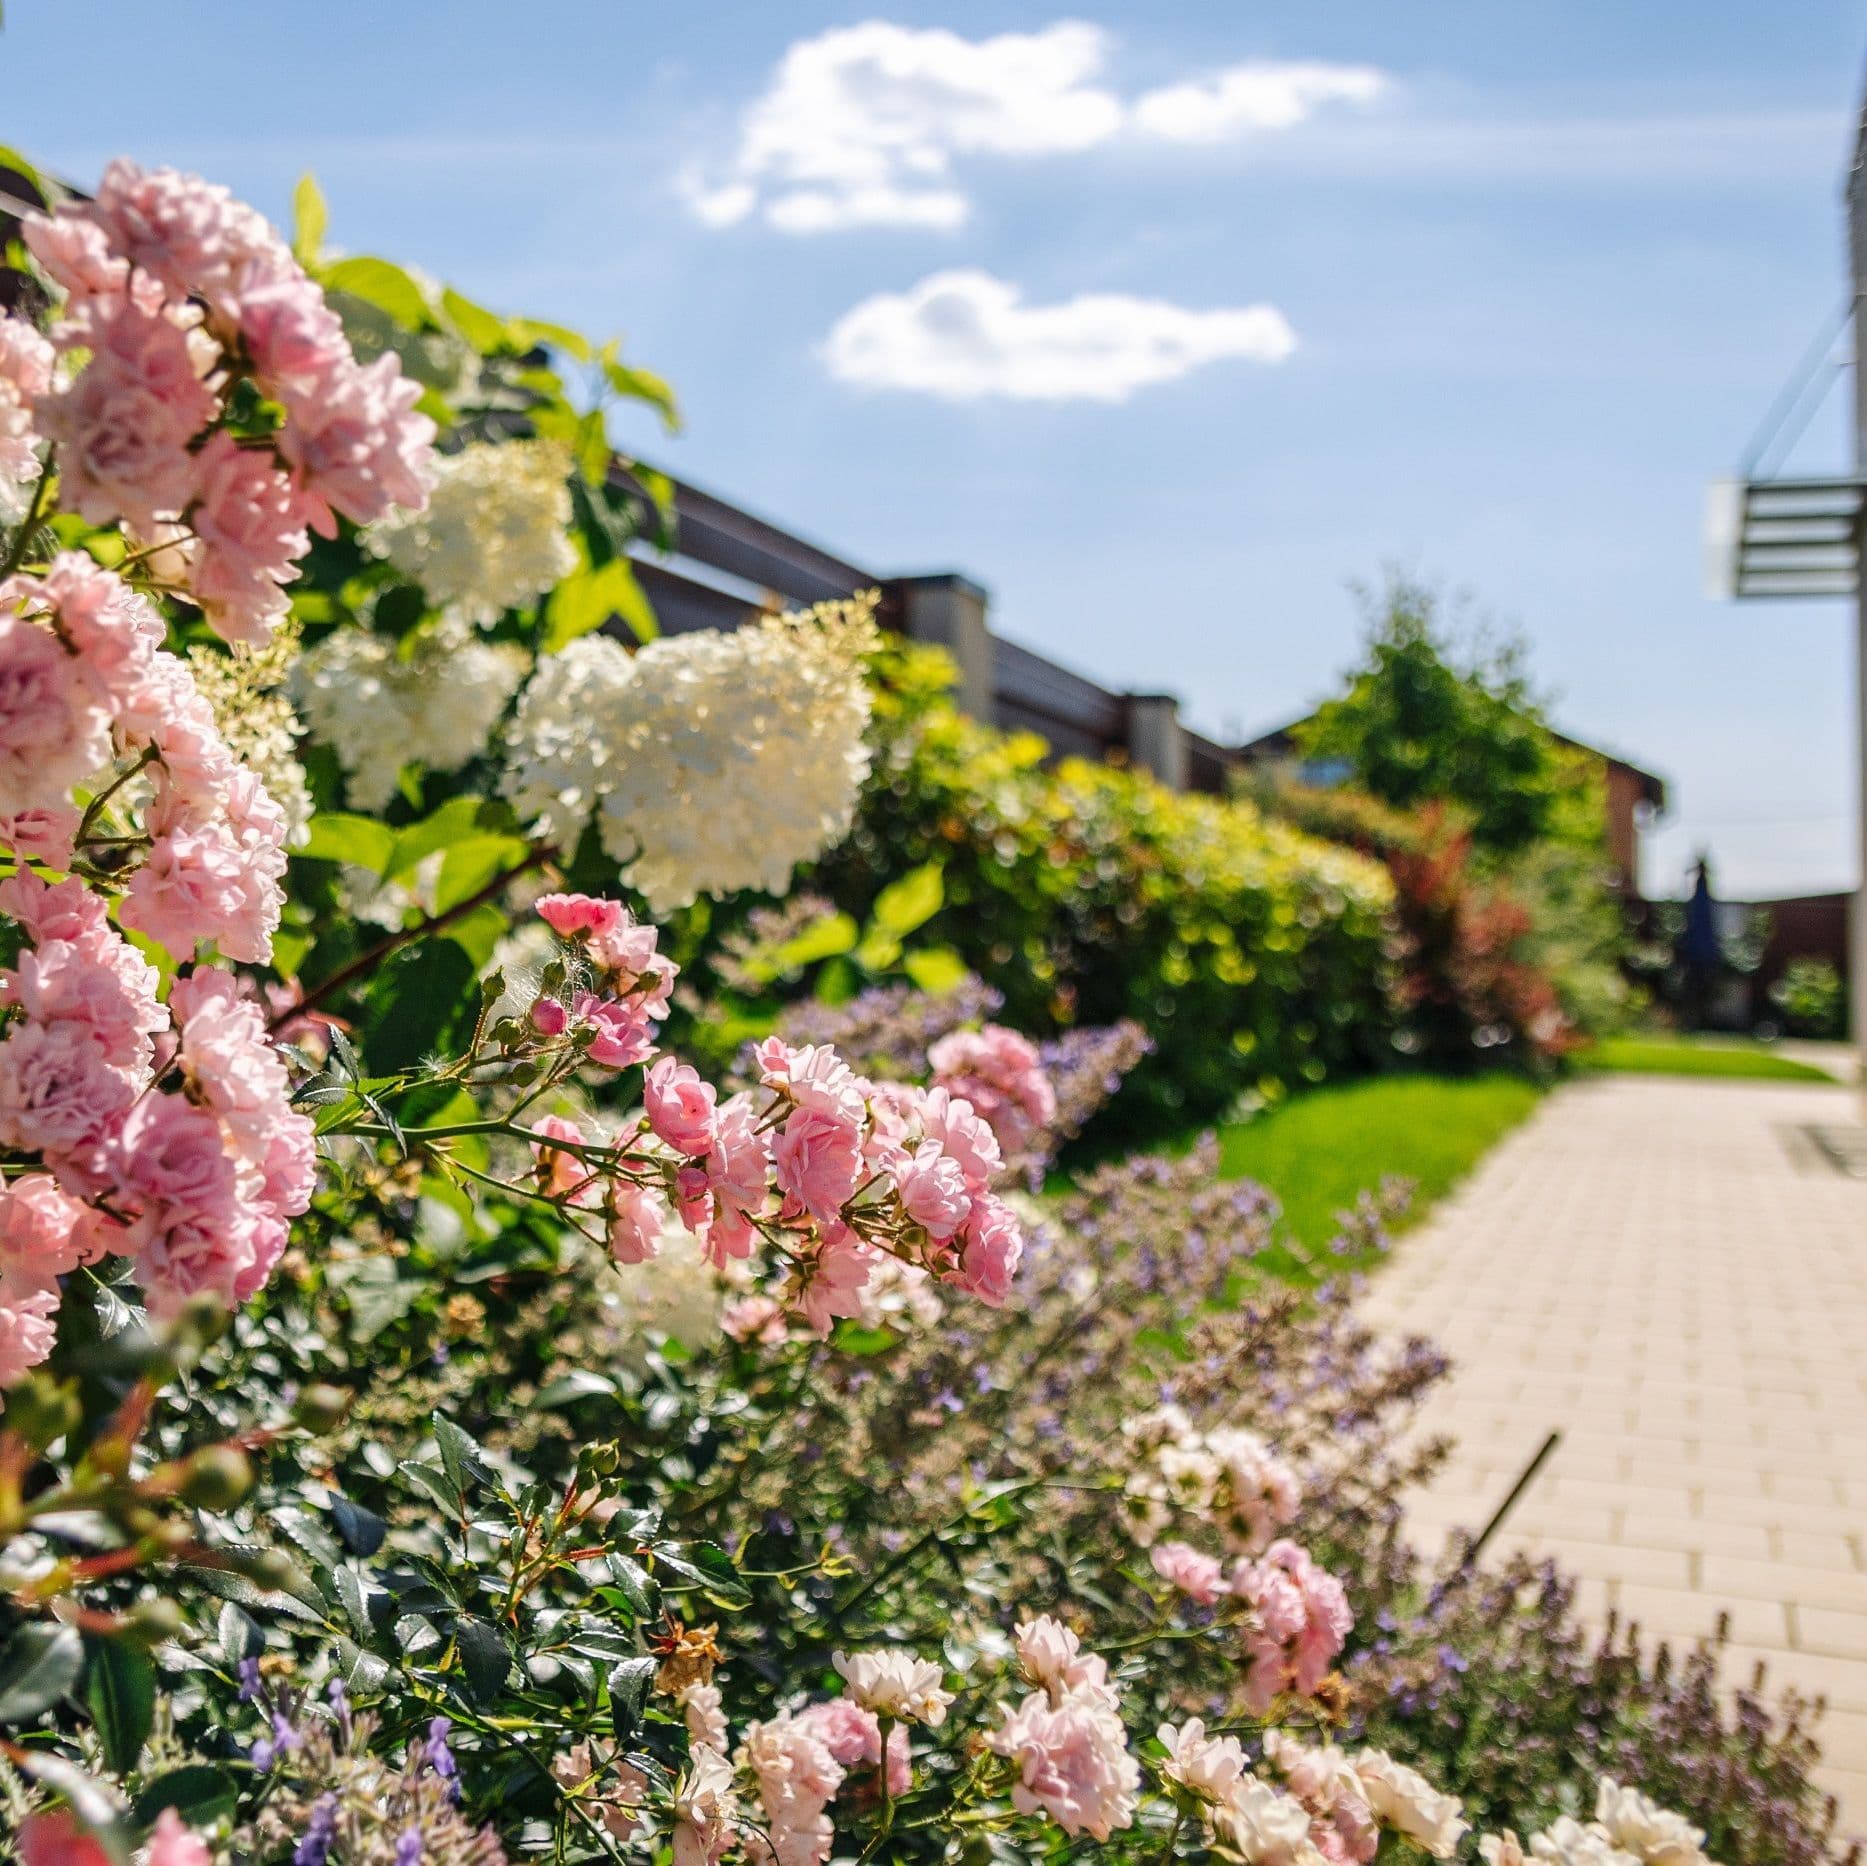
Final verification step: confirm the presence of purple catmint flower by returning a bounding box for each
[293,1795,339,1866]
[394,1828,423,1866]
[236,1656,263,1702]
[424,1716,460,1800]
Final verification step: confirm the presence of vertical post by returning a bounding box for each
[887,573,996,724]
[1849,121,1867,1089]
[1125,693,1189,790]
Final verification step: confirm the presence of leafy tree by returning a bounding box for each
[1297,571,1581,857]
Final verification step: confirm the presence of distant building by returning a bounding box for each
[1230,714,1668,897]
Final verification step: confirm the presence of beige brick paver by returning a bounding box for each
[1361,1075,1867,1838]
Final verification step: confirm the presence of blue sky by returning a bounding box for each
[7,1,1865,897]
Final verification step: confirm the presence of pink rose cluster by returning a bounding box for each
[986,1616,1141,1842]
[0,315,55,506]
[0,869,314,1380]
[526,892,1029,1338]
[16,158,435,644]
[1149,1530,1352,1712]
[0,553,287,962]
[739,1694,914,1866]
[927,1022,1056,1157]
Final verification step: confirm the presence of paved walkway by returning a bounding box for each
[1361,1075,1867,1835]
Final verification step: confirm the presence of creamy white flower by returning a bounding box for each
[1353,1748,1469,1859]
[603,1224,724,1367]
[1594,1780,1708,1866]
[296,615,528,811]
[364,438,576,624]
[1014,1615,1115,1706]
[1157,1718,1250,1804]
[188,638,313,846]
[1209,1774,1323,1866]
[832,1648,953,1726]
[501,596,877,912]
[1531,1816,1645,1866]
[1481,1832,1529,1866]
[679,1680,730,1755]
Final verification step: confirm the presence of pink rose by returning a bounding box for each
[606,1179,667,1265]
[791,1234,872,1337]
[947,1192,1023,1306]
[644,1055,718,1157]
[913,1086,1003,1193]
[0,1172,98,1282]
[0,1019,136,1157]
[0,613,112,816]
[890,1139,971,1242]
[0,1273,60,1386]
[144,1809,213,1866]
[1150,1540,1229,1605]
[529,1114,597,1204]
[530,995,569,1037]
[929,1024,1057,1154]
[772,1105,862,1225]
[754,1037,867,1124]
[184,430,309,647]
[575,992,657,1071]
[0,803,80,869]
[536,891,627,941]
[279,350,436,534]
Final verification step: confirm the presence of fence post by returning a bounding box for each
[1126,692,1188,790]
[887,573,996,724]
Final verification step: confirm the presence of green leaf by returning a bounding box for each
[868,863,945,940]
[432,1413,489,1502]
[435,837,528,915]
[323,255,431,329]
[608,1656,656,1746]
[508,315,593,362]
[366,939,477,1072]
[747,912,858,982]
[901,946,971,994]
[456,1617,513,1704]
[543,555,657,651]
[218,1602,263,1664]
[604,1553,656,1618]
[299,812,397,875]
[0,1622,82,1723]
[292,173,327,267]
[598,340,680,432]
[85,1638,155,1774]
[813,955,860,1005]
[331,1496,388,1558]
[828,1320,899,1357]
[133,1764,240,1828]
[440,285,512,354]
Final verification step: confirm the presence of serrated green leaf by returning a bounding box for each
[456,1616,512,1705]
[608,1656,656,1746]
[432,1414,489,1502]
[218,1602,263,1664]
[331,1496,388,1557]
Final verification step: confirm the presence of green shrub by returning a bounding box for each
[804,647,1397,1134]
[1770,958,1846,1039]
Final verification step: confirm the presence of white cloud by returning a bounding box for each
[820,268,1296,402]
[687,20,1387,233]
[1131,60,1389,144]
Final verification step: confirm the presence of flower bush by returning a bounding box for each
[803,645,1397,1138]
[0,150,1851,1866]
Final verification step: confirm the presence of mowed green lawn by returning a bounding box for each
[1215,1074,1543,1273]
[1578,1034,1837,1083]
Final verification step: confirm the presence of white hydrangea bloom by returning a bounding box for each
[602,1225,724,1367]
[500,595,878,913]
[188,637,314,846]
[362,438,577,624]
[296,616,529,811]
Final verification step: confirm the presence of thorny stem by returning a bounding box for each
[273,844,552,1033]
